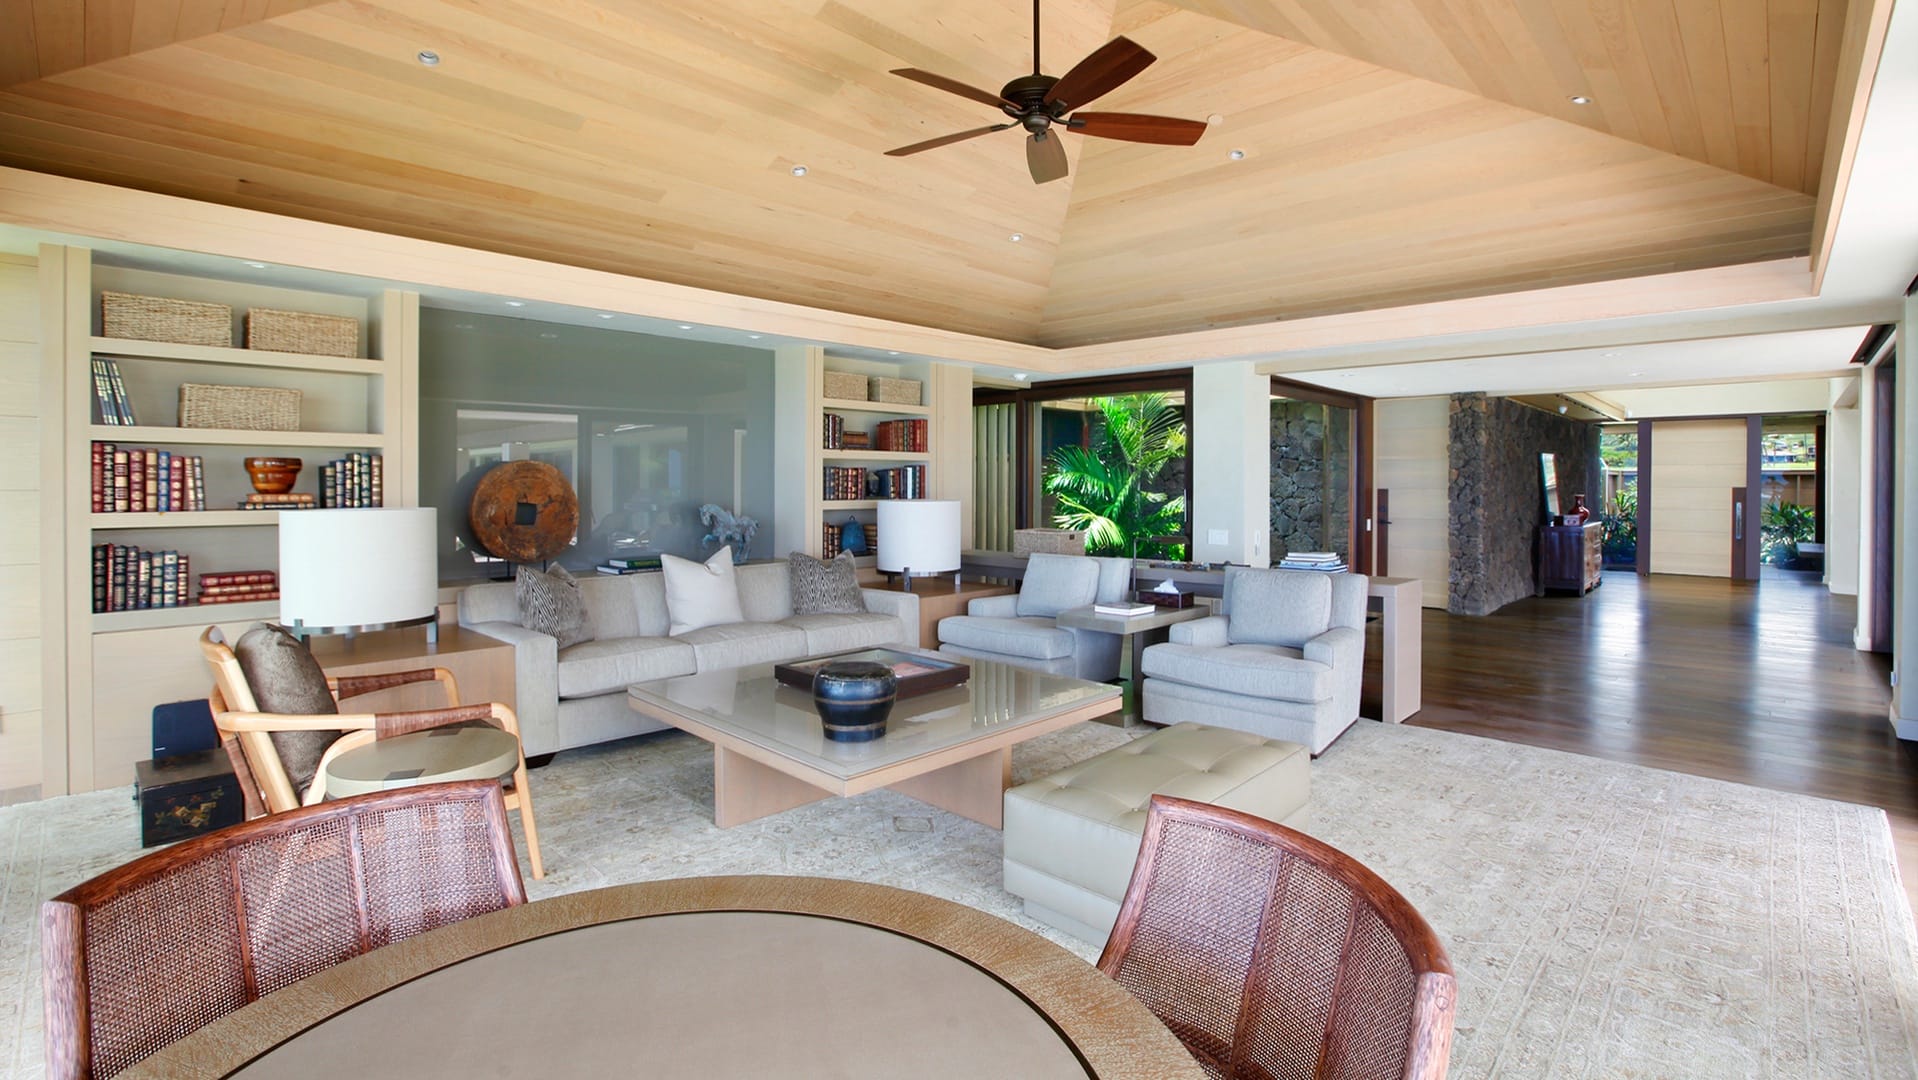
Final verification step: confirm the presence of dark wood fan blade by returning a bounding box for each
[1069,112,1208,146]
[1027,131,1069,184]
[1042,37,1155,110]
[890,68,1011,109]
[885,124,1013,156]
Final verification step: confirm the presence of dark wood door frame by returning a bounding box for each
[1635,420,1652,575]
[1376,488,1392,578]
[1270,377,1376,575]
[1737,416,1762,581]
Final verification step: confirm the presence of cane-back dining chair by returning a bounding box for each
[1099,795,1457,1080]
[42,780,526,1080]
[198,626,543,879]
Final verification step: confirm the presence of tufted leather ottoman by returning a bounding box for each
[1003,722,1311,944]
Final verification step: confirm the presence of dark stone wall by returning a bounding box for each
[1270,400,1352,559]
[1448,394,1602,615]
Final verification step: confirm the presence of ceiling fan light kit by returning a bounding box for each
[885,1,1207,184]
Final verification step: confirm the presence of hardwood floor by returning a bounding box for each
[1363,569,1918,911]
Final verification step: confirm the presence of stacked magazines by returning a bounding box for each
[1279,552,1348,572]
[598,554,663,575]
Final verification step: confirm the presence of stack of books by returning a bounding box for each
[90,358,138,425]
[823,465,866,500]
[840,430,871,450]
[92,544,190,611]
[91,443,208,513]
[1093,601,1155,618]
[239,492,318,511]
[318,452,382,508]
[872,418,927,452]
[1279,552,1348,573]
[598,554,663,575]
[198,570,278,605]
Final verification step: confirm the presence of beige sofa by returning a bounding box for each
[458,561,918,756]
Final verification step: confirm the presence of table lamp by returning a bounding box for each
[876,500,961,593]
[280,507,441,641]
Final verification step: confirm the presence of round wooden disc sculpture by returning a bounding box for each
[469,461,580,564]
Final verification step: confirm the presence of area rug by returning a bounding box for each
[3,721,1915,1078]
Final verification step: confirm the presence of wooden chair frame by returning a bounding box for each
[198,627,544,879]
[1099,794,1457,1080]
[43,780,526,1080]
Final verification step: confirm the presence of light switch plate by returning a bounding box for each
[1207,529,1229,545]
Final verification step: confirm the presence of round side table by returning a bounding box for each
[322,725,520,798]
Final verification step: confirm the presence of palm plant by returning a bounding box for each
[1042,393,1188,557]
[1761,502,1815,566]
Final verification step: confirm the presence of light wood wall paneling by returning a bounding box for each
[1372,397,1451,608]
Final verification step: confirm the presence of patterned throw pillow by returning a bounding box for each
[789,551,867,615]
[232,623,338,798]
[516,563,591,649]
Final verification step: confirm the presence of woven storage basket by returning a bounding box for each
[179,384,302,431]
[1013,528,1087,556]
[823,370,868,401]
[246,308,360,357]
[101,292,232,347]
[870,376,922,405]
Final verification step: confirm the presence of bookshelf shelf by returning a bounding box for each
[821,450,930,462]
[90,511,284,529]
[821,398,931,417]
[89,425,388,449]
[822,499,879,511]
[91,336,383,375]
[93,599,280,633]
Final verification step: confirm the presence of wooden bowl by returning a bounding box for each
[244,456,303,494]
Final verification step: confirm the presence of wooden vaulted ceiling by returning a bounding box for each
[0,0,1849,348]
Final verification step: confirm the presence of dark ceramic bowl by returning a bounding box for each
[243,456,303,494]
[812,660,898,742]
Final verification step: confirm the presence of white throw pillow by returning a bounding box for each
[661,546,746,635]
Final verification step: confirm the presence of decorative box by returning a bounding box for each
[179,383,302,430]
[1013,528,1086,556]
[1134,589,1196,609]
[246,308,361,357]
[134,751,244,847]
[869,376,922,405]
[101,291,233,347]
[823,371,868,401]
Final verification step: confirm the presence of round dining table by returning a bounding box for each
[123,875,1203,1079]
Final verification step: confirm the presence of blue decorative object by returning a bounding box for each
[811,661,897,742]
[840,516,868,555]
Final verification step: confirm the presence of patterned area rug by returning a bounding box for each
[3,720,1915,1078]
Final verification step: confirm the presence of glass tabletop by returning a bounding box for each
[628,651,1119,781]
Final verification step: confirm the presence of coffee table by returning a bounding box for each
[627,650,1120,828]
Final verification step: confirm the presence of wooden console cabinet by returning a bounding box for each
[1538,521,1603,594]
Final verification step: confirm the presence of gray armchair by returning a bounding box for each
[1141,568,1368,754]
[936,554,1131,681]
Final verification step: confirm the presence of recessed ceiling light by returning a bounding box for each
[417,50,441,67]
[539,332,559,340]
[596,312,615,319]
[790,165,808,177]
[887,350,900,355]
[677,324,693,330]
[1228,149,1246,161]
[242,260,268,269]
[1013,373,1029,381]
[1009,233,1024,242]
[748,334,763,340]
[1569,94,1593,105]
[1602,351,1620,357]
[1629,371,1645,377]
[1558,405,1569,414]
[1206,114,1225,125]
[504,300,524,307]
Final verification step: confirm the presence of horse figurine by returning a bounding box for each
[699,504,758,563]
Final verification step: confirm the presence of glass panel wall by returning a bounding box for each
[1034,390,1188,559]
[421,309,775,581]
[1269,394,1352,563]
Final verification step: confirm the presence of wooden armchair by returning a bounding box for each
[1099,795,1456,1080]
[43,780,525,1080]
[198,627,544,879]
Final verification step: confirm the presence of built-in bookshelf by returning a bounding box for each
[44,244,421,792]
[812,356,937,570]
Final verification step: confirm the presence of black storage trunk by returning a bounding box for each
[134,751,244,847]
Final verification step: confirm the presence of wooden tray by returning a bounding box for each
[774,649,970,698]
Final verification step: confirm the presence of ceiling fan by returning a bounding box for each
[885,2,1208,184]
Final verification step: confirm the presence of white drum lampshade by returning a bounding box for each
[280,508,439,638]
[876,500,961,584]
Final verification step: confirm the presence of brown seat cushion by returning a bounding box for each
[233,623,339,799]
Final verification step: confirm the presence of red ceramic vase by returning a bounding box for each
[1571,494,1591,524]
